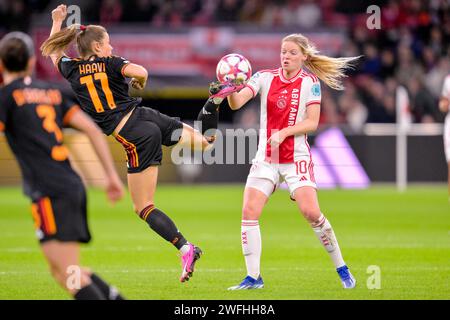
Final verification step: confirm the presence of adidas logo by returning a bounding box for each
[299,176,307,181]
[281,89,288,94]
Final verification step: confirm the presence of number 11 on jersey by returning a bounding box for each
[80,72,116,113]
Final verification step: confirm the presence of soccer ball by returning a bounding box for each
[216,53,252,83]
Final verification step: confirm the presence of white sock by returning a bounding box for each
[311,214,346,269]
[241,220,261,279]
[179,242,191,255]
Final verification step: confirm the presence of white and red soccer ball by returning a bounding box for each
[216,53,252,83]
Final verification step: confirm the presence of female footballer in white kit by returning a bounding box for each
[226,34,360,290]
[439,74,450,198]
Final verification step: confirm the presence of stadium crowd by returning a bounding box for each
[0,0,448,127]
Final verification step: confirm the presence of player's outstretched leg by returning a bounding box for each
[128,166,202,283]
[197,80,245,143]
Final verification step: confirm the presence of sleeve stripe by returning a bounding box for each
[246,84,257,98]
[306,101,321,107]
[55,55,66,72]
[0,121,4,132]
[121,63,131,78]
[63,105,81,125]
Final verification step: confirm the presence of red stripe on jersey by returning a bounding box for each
[258,68,278,74]
[37,199,50,235]
[304,134,315,182]
[246,84,257,98]
[115,134,139,168]
[279,68,303,83]
[306,100,321,107]
[308,73,318,83]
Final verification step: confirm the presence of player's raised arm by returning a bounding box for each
[227,87,254,110]
[40,4,69,66]
[50,5,67,37]
[122,63,148,90]
[65,108,124,204]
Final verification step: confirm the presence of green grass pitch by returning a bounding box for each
[0,185,448,300]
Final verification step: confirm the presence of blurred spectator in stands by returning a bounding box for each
[278,0,321,29]
[421,46,437,72]
[99,0,123,26]
[239,0,264,25]
[340,39,360,61]
[395,44,424,87]
[152,1,183,27]
[382,0,401,30]
[215,0,242,23]
[0,0,7,32]
[1,0,30,32]
[335,0,382,15]
[360,43,381,78]
[407,77,442,123]
[180,0,204,24]
[338,81,368,132]
[28,0,52,12]
[359,77,396,123]
[261,2,285,27]
[320,90,343,125]
[379,49,396,80]
[190,0,218,25]
[122,0,159,23]
[294,0,322,29]
[425,56,450,99]
[428,26,445,56]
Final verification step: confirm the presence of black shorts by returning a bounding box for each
[31,186,91,244]
[114,106,184,173]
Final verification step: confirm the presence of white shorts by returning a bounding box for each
[445,114,450,162]
[245,157,317,198]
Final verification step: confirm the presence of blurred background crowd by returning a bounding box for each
[0,0,449,129]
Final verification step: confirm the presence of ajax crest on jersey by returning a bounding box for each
[216,53,252,83]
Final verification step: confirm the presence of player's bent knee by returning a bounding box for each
[242,204,261,220]
[298,205,321,223]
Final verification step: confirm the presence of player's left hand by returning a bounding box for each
[105,174,124,205]
[130,78,146,90]
[267,130,287,149]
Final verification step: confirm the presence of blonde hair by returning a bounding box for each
[41,24,107,58]
[282,33,361,90]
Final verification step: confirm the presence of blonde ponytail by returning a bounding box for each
[41,24,107,58]
[40,24,80,57]
[282,34,361,90]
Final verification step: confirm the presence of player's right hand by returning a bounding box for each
[105,174,124,205]
[52,4,67,22]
